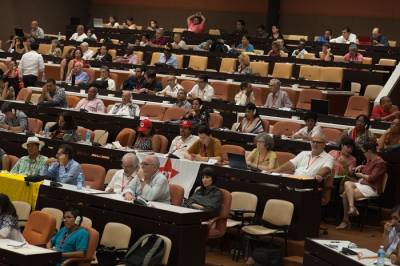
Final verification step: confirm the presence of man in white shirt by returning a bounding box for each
[264,79,292,109]
[30,20,45,39]
[274,135,334,182]
[80,42,94,60]
[330,26,358,44]
[69,25,88,42]
[18,42,44,87]
[234,82,255,106]
[291,39,308,59]
[95,66,116,91]
[108,90,140,117]
[157,76,184,97]
[169,120,199,158]
[292,112,322,140]
[187,75,214,102]
[105,153,139,193]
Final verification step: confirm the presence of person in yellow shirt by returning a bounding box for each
[246,133,277,171]
[185,126,222,162]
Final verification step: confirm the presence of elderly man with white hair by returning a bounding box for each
[66,62,89,85]
[80,42,94,60]
[264,79,292,109]
[273,135,334,182]
[105,153,140,193]
[108,91,140,117]
[123,155,170,203]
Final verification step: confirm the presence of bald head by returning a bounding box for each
[141,155,160,179]
[372,27,381,38]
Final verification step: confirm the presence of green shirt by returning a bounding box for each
[11,155,48,176]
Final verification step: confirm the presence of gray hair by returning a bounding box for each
[80,42,89,48]
[269,78,281,87]
[122,152,139,167]
[146,155,160,168]
[254,132,274,150]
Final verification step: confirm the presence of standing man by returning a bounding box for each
[18,42,44,87]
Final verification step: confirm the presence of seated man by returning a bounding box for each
[157,44,178,69]
[80,42,94,60]
[344,44,363,63]
[75,86,105,113]
[95,66,116,91]
[122,67,145,90]
[38,78,67,107]
[371,96,400,121]
[174,88,192,110]
[274,135,334,182]
[330,26,358,44]
[0,102,28,133]
[66,62,89,85]
[150,29,167,47]
[69,25,88,42]
[30,20,45,39]
[316,29,332,43]
[187,75,215,102]
[157,76,184,97]
[41,144,83,185]
[383,205,400,264]
[291,39,308,59]
[185,125,222,162]
[108,90,140,117]
[292,112,322,141]
[105,153,139,193]
[11,136,47,176]
[47,209,89,263]
[371,27,388,47]
[234,82,255,106]
[264,79,292,109]
[169,120,199,158]
[123,155,170,203]
[134,70,162,95]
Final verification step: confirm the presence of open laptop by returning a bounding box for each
[311,99,329,115]
[227,153,260,172]
[93,18,104,28]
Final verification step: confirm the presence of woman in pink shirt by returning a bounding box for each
[344,44,364,63]
[187,12,206,34]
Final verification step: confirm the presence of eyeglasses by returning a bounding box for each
[140,162,153,166]
[311,141,325,145]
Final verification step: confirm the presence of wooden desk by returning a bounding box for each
[36,182,210,266]
[0,239,61,266]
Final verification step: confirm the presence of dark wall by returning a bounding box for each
[279,0,400,41]
[0,0,90,45]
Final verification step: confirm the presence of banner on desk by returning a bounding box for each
[137,154,200,198]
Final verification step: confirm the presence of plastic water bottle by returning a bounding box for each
[44,127,49,138]
[85,131,91,144]
[76,173,84,190]
[58,32,62,40]
[377,245,385,266]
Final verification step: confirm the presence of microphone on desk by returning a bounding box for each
[167,145,187,159]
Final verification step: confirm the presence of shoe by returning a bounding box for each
[336,222,350,230]
[348,206,360,216]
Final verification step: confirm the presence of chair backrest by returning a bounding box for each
[261,119,270,132]
[219,58,236,73]
[364,85,383,101]
[16,87,33,102]
[12,201,31,228]
[378,58,397,66]
[100,222,132,249]
[139,104,166,120]
[27,118,43,134]
[321,128,342,143]
[362,57,372,65]
[134,51,144,64]
[175,54,184,69]
[221,145,246,163]
[169,184,184,206]
[319,67,343,84]
[115,128,136,147]
[333,55,345,63]
[180,80,197,94]
[41,207,64,230]
[262,199,294,227]
[172,27,186,33]
[209,29,221,36]
[83,68,96,83]
[153,134,169,154]
[5,155,19,171]
[303,53,316,60]
[271,121,301,136]
[211,82,239,102]
[208,188,232,240]
[209,113,223,129]
[66,95,81,108]
[23,211,56,245]
[275,151,295,166]
[108,49,117,59]
[272,63,293,79]
[93,129,109,145]
[231,192,258,218]
[351,82,362,95]
[81,163,106,190]
[298,65,321,81]
[343,96,370,118]
[81,226,100,264]
[76,127,95,142]
[188,56,208,71]
[162,107,187,121]
[105,169,119,185]
[38,43,51,55]
[296,89,324,110]
[150,52,161,65]
[250,61,269,77]
[252,86,270,106]
[62,45,76,58]
[81,216,92,228]
[388,41,397,48]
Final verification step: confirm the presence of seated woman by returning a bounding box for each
[49,112,81,142]
[383,205,400,265]
[0,80,15,100]
[66,48,89,79]
[183,167,223,216]
[343,114,375,149]
[105,16,120,28]
[292,112,322,140]
[234,82,255,106]
[319,42,334,61]
[0,193,25,241]
[183,98,210,126]
[235,35,254,53]
[267,41,285,57]
[378,118,400,151]
[113,47,138,65]
[93,46,112,64]
[185,125,222,162]
[237,53,252,75]
[133,119,160,151]
[337,141,386,229]
[329,137,357,178]
[3,60,21,96]
[233,103,263,134]
[246,133,277,171]
[47,209,89,263]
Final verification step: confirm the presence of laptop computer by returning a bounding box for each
[227,153,261,172]
[311,99,329,115]
[93,18,104,28]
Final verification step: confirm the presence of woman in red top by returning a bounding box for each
[66,48,89,79]
[187,12,206,34]
[337,141,386,229]
[329,137,357,177]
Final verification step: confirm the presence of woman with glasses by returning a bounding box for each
[246,133,277,171]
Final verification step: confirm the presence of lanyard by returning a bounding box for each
[307,155,320,170]
[121,173,133,191]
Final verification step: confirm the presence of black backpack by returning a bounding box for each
[123,234,165,266]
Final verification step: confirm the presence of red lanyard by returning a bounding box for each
[121,174,133,191]
[307,155,320,169]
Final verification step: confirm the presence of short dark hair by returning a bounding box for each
[340,137,355,151]
[355,114,371,129]
[1,102,14,113]
[326,29,333,34]
[65,208,82,225]
[58,112,76,130]
[237,20,245,26]
[198,74,208,83]
[362,140,377,153]
[145,69,157,79]
[343,26,351,33]
[164,43,173,51]
[46,78,56,85]
[245,103,259,117]
[198,125,211,135]
[201,167,217,185]
[0,193,17,218]
[30,42,39,50]
[59,144,74,159]
[192,97,203,106]
[240,81,250,90]
[304,112,318,122]
[100,65,110,73]
[257,25,265,30]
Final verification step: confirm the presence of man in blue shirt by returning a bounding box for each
[67,62,89,85]
[41,144,83,185]
[316,29,332,43]
[47,208,89,264]
[157,44,178,69]
[372,27,389,47]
